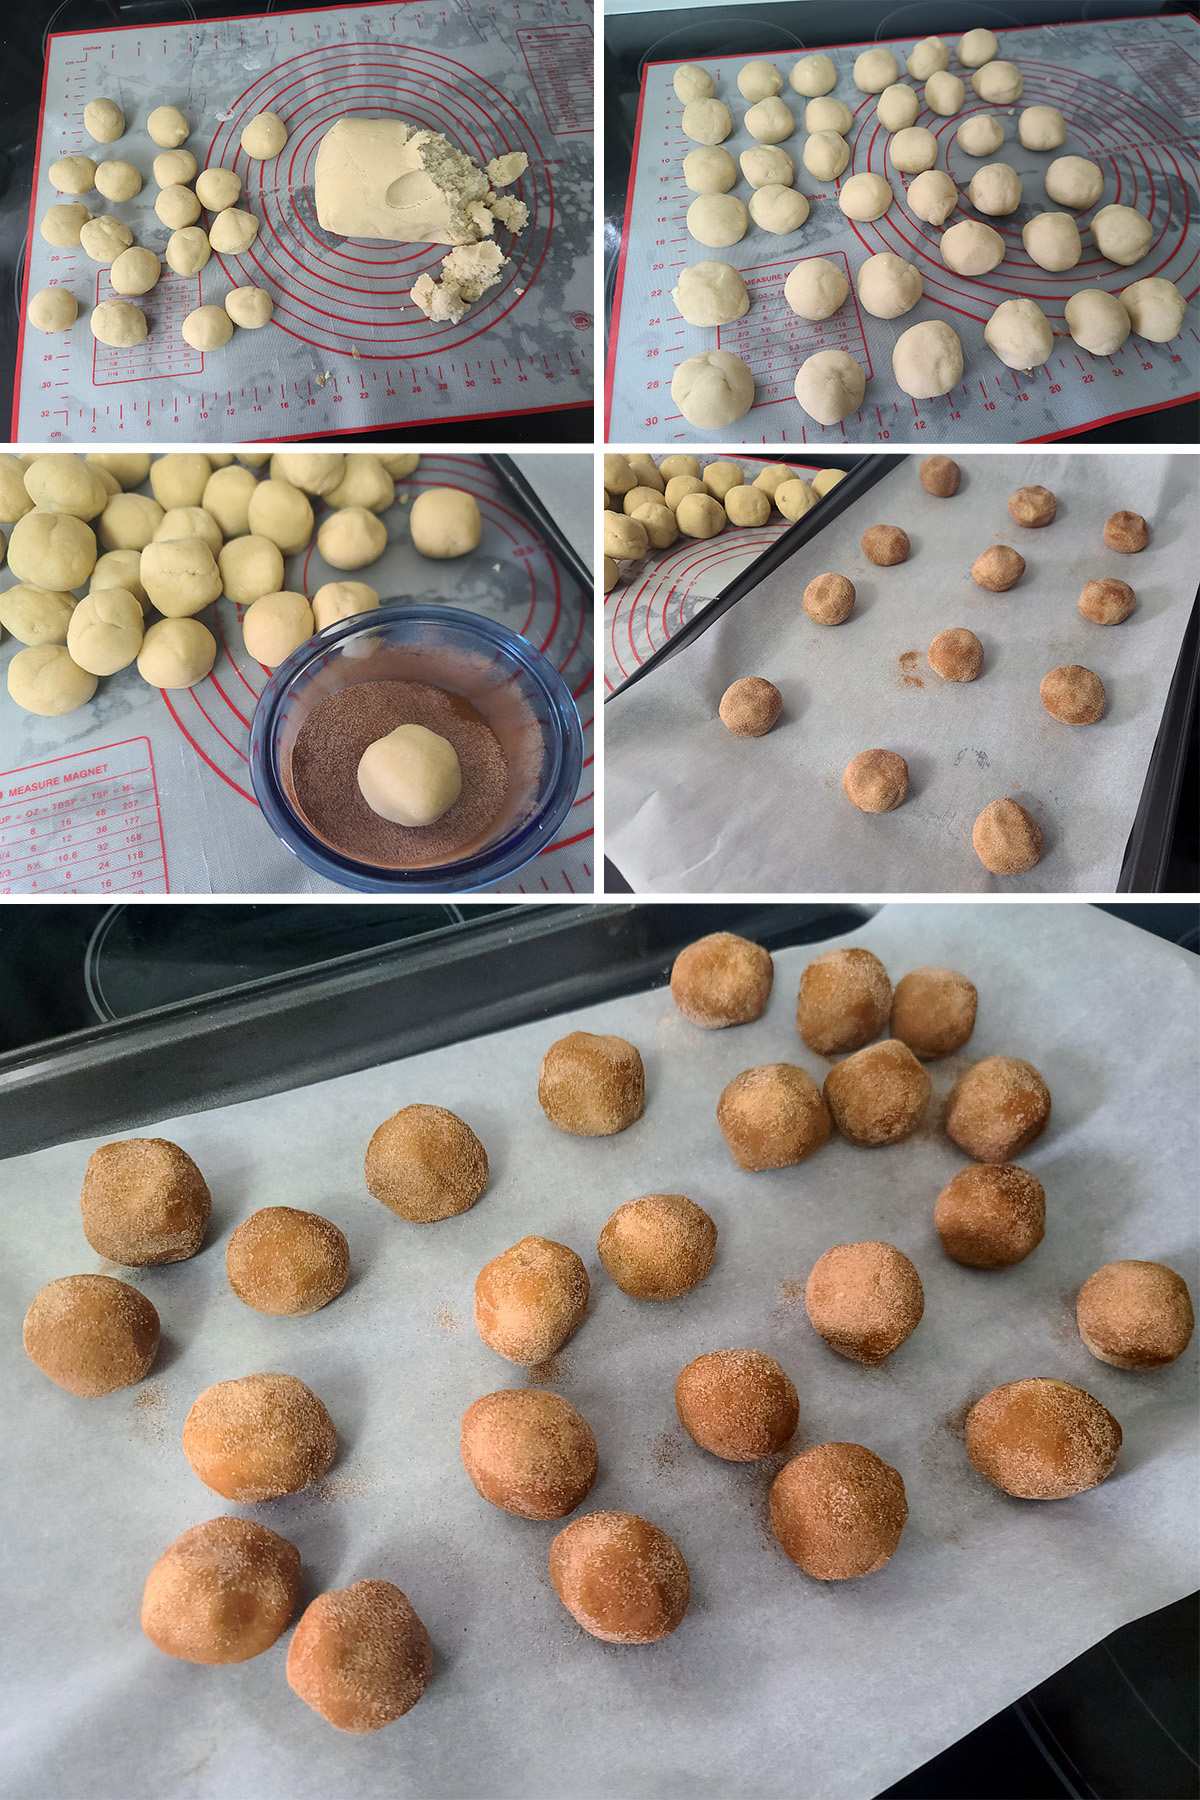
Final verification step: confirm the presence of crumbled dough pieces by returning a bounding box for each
[411,243,507,324]
[485,152,529,187]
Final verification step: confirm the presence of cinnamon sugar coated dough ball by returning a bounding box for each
[843,749,909,814]
[972,800,1044,875]
[549,1513,689,1644]
[1079,578,1135,625]
[226,1207,349,1315]
[891,966,977,1059]
[365,1104,488,1222]
[23,1274,160,1396]
[676,1349,798,1460]
[80,1137,210,1264]
[717,1064,830,1171]
[825,1039,931,1147]
[945,1056,1051,1162]
[1041,665,1105,725]
[183,1373,337,1502]
[287,1582,431,1733]
[598,1194,717,1299]
[142,1518,301,1664]
[862,525,909,566]
[920,455,960,496]
[936,1163,1045,1268]
[719,676,781,737]
[539,1031,644,1136]
[474,1236,589,1364]
[770,1443,907,1578]
[929,628,983,683]
[966,1378,1121,1498]
[971,545,1025,591]
[797,947,891,1056]
[461,1388,597,1517]
[1077,1261,1194,1369]
[803,574,855,626]
[671,932,773,1029]
[1009,486,1057,528]
[1104,510,1149,553]
[805,1241,924,1364]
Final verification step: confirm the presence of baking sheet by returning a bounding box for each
[1,903,1196,1800]
[604,452,1197,894]
[604,17,1199,445]
[15,1,593,444]
[0,454,594,896]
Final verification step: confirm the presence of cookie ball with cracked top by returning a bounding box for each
[23,1273,160,1395]
[1103,510,1149,554]
[80,1137,210,1265]
[461,1388,598,1517]
[945,1055,1051,1162]
[474,1236,589,1364]
[797,946,891,1056]
[366,1104,488,1222]
[538,1031,645,1135]
[1008,486,1057,528]
[890,966,976,1059]
[142,1517,302,1664]
[670,931,773,1029]
[183,1372,337,1503]
[770,1443,907,1578]
[287,1581,433,1733]
[805,1240,924,1363]
[675,1348,798,1460]
[226,1206,349,1315]
[1076,1260,1194,1370]
[717,1063,831,1170]
[935,1163,1045,1267]
[549,1512,689,1643]
[965,1378,1121,1498]
[598,1194,717,1299]
[824,1039,931,1147]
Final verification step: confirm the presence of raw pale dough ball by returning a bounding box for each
[241,111,288,159]
[318,505,388,570]
[7,644,95,714]
[805,1240,924,1364]
[1009,484,1057,527]
[147,105,190,148]
[201,465,258,538]
[84,98,125,143]
[0,584,75,645]
[749,185,810,234]
[770,1443,907,1578]
[971,543,1025,591]
[941,218,1004,275]
[842,747,908,812]
[358,722,461,825]
[672,260,749,326]
[805,96,852,136]
[225,285,274,328]
[936,1163,1043,1266]
[603,453,636,495]
[1018,105,1065,150]
[141,536,221,616]
[971,60,1022,103]
[183,1373,336,1503]
[49,155,97,194]
[88,453,152,491]
[376,454,419,479]
[603,557,620,592]
[1065,289,1130,357]
[854,48,899,93]
[1077,1261,1195,1370]
[1103,509,1149,553]
[137,620,214,688]
[717,1063,830,1170]
[0,457,34,522]
[90,299,148,347]
[857,252,922,319]
[156,184,201,228]
[247,478,313,555]
[79,215,133,262]
[475,1236,589,1363]
[154,501,217,552]
[969,162,1021,216]
[795,352,866,425]
[687,193,747,247]
[366,1104,487,1222]
[1120,278,1186,342]
[273,453,346,496]
[410,487,481,558]
[195,166,241,210]
[674,65,716,103]
[671,931,773,1028]
[1022,211,1081,272]
[154,149,198,188]
[242,589,314,667]
[924,71,965,115]
[461,1388,596,1520]
[892,965,976,1058]
[797,946,891,1055]
[683,147,737,194]
[209,207,259,253]
[705,461,744,499]
[907,35,949,78]
[966,1379,1120,1499]
[802,131,849,181]
[182,305,234,352]
[287,1582,432,1734]
[80,1136,210,1262]
[890,127,937,174]
[672,351,754,429]
[738,60,782,100]
[906,169,957,225]
[877,83,918,131]
[549,1513,689,1644]
[678,493,727,538]
[539,1031,644,1136]
[95,159,142,202]
[23,1274,158,1396]
[1090,203,1152,266]
[957,114,1005,157]
[226,1207,349,1316]
[218,535,285,604]
[744,97,795,144]
[41,202,92,246]
[676,1348,798,1459]
[604,511,648,560]
[142,1518,301,1665]
[622,485,664,522]
[928,626,983,681]
[8,510,96,588]
[784,256,848,320]
[1040,663,1105,724]
[724,486,770,527]
[599,1193,717,1299]
[164,228,210,277]
[790,54,836,97]
[893,319,964,397]
[111,246,163,295]
[681,99,733,146]
[326,456,395,514]
[958,27,998,66]
[719,674,780,735]
[825,1039,930,1145]
[27,288,77,333]
[803,572,855,624]
[312,580,380,630]
[631,502,678,550]
[985,297,1053,370]
[67,588,143,674]
[1045,155,1103,209]
[839,172,893,220]
[25,454,106,521]
[947,1055,1050,1160]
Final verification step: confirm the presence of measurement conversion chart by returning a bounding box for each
[606,17,1199,444]
[0,739,168,896]
[17,1,593,442]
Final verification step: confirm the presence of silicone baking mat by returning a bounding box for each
[605,16,1199,444]
[0,456,593,896]
[15,0,593,444]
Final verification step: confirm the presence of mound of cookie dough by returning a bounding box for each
[182,1372,337,1502]
[797,947,891,1056]
[366,1104,488,1222]
[966,1378,1121,1498]
[474,1235,589,1364]
[316,118,527,247]
[80,1136,210,1264]
[538,1031,644,1136]
[461,1388,597,1517]
[598,1193,717,1299]
[671,932,773,1028]
[287,1582,433,1732]
[945,1055,1050,1162]
[824,1040,931,1147]
[805,1240,924,1363]
[226,1207,349,1315]
[771,1443,907,1578]
[675,1348,798,1460]
[936,1163,1045,1268]
[717,1063,830,1170]
[1077,1260,1194,1369]
[142,1517,301,1664]
[23,1273,160,1396]
[549,1512,689,1643]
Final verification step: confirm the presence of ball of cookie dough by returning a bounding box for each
[956,114,1005,157]
[631,501,678,549]
[200,465,258,537]
[802,130,849,181]
[78,214,133,263]
[141,536,222,616]
[603,454,636,495]
[672,351,754,429]
[358,722,461,827]
[1120,277,1185,342]
[91,546,147,607]
[183,1373,336,1504]
[27,287,78,333]
[805,96,852,136]
[803,572,855,625]
[8,509,96,588]
[84,98,125,143]
[604,510,648,560]
[806,1240,923,1364]
[682,99,733,146]
[686,193,747,248]
[824,1039,931,1146]
[676,1349,798,1460]
[0,584,75,646]
[242,111,287,158]
[971,799,1044,875]
[784,257,849,321]
[156,184,201,228]
[893,319,963,396]
[892,965,977,1060]
[971,544,1024,590]
[906,169,957,225]
[719,675,780,736]
[907,34,949,79]
[195,165,241,210]
[409,487,481,558]
[80,1137,210,1264]
[366,1104,487,1222]
[110,246,163,296]
[312,580,380,630]
[744,97,794,144]
[683,147,737,193]
[1065,288,1131,357]
[599,1194,717,1300]
[41,202,92,246]
[224,284,274,329]
[164,227,210,277]
[717,1063,830,1171]
[91,298,148,347]
[862,524,909,565]
[66,588,143,675]
[539,1031,644,1136]
[924,71,965,115]
[7,644,95,714]
[674,65,716,103]
[1045,155,1103,210]
[946,1054,1051,1161]
[958,27,998,66]
[671,932,773,1029]
[839,172,893,221]
[550,1513,689,1644]
[1077,1261,1194,1370]
[24,454,106,521]
[941,219,1004,275]
[209,207,259,253]
[603,557,620,592]
[142,1518,301,1665]
[49,155,97,194]
[137,617,216,689]
[919,455,961,496]
[890,127,937,174]
[770,1443,907,1578]
[475,1236,589,1364]
[1090,203,1152,266]
[1078,577,1135,625]
[928,627,983,683]
[854,47,899,92]
[247,478,313,554]
[23,1273,159,1396]
[95,159,142,202]
[795,352,866,425]
[876,83,919,131]
[1104,509,1150,554]
[1040,663,1105,725]
[969,162,1021,216]
[843,748,908,813]
[797,947,891,1055]
[752,463,793,500]
[153,148,198,188]
[724,485,771,528]
[242,589,313,667]
[461,1388,598,1521]
[1008,485,1057,528]
[181,305,233,352]
[1016,103,1065,150]
[790,54,836,97]
[985,297,1053,371]
[147,104,189,147]
[219,535,285,604]
[966,1379,1120,1498]
[748,185,809,234]
[286,1581,432,1734]
[225,1207,349,1317]
[318,505,388,570]
[971,60,1022,102]
[738,59,782,101]
[936,1163,1044,1267]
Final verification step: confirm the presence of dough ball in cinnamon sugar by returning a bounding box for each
[919,455,960,497]
[803,573,855,625]
[972,799,1043,875]
[675,1348,798,1460]
[80,1136,210,1265]
[142,1517,302,1664]
[366,1104,488,1223]
[1079,578,1135,625]
[797,946,891,1055]
[945,1056,1050,1162]
[474,1235,589,1364]
[843,749,909,814]
[805,1241,924,1364]
[770,1442,907,1578]
[226,1206,349,1315]
[461,1388,598,1517]
[182,1372,337,1503]
[23,1273,159,1396]
[935,1163,1044,1267]
[1103,510,1149,553]
[965,1377,1121,1499]
[717,1064,831,1171]
[287,1581,433,1733]
[538,1031,645,1136]
[1008,485,1057,528]
[928,627,983,682]
[890,965,977,1060]
[670,931,773,1029]
[1076,1260,1194,1370]
[824,1040,931,1147]
[719,676,781,737]
[549,1511,689,1643]
[1040,665,1105,725]
[971,544,1025,591]
[862,525,909,565]
[598,1193,716,1299]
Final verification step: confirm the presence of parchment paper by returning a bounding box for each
[604,452,1197,893]
[0,903,1196,1800]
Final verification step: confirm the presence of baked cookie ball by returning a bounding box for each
[598,1194,717,1300]
[770,1443,907,1578]
[1103,510,1149,554]
[80,1137,210,1265]
[23,1273,159,1396]
[797,946,891,1056]
[226,1206,349,1315]
[824,1040,932,1148]
[719,675,782,737]
[971,545,1025,591]
[474,1236,589,1365]
[461,1388,598,1517]
[965,1378,1121,1498]
[1078,578,1135,625]
[1076,1261,1194,1370]
[890,966,977,1059]
[142,1517,302,1664]
[1040,665,1105,725]
[182,1373,337,1503]
[539,1031,645,1136]
[945,1056,1051,1162]
[935,1164,1045,1267]
[803,573,855,625]
[972,799,1044,875]
[919,456,960,497]
[805,1241,924,1364]
[928,628,983,682]
[862,525,909,566]
[670,932,773,1029]
[287,1581,433,1733]
[842,750,909,814]
[675,1348,798,1460]
[1008,486,1057,528]
[365,1104,488,1222]
[549,1512,689,1644]
[717,1064,831,1171]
